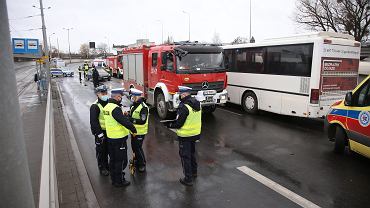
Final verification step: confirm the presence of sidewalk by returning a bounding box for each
[52,82,89,208]
[20,83,46,207]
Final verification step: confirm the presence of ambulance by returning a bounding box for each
[326,75,370,158]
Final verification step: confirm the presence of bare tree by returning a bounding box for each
[79,43,90,58]
[231,36,248,44]
[212,32,222,44]
[97,43,108,57]
[295,0,370,41]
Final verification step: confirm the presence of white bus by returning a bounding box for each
[223,32,361,118]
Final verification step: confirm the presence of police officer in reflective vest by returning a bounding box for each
[83,63,89,80]
[103,88,137,187]
[89,85,110,176]
[164,86,202,186]
[129,88,149,172]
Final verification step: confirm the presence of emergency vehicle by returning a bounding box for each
[120,42,228,119]
[326,75,370,158]
[106,56,123,78]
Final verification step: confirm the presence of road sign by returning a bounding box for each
[89,42,95,49]
[12,38,40,54]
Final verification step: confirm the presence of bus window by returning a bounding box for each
[265,44,313,77]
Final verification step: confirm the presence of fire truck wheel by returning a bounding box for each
[242,91,258,114]
[334,127,347,154]
[156,93,168,119]
[202,105,216,114]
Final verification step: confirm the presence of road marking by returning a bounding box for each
[237,166,320,208]
[217,107,243,116]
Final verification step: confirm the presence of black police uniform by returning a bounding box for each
[106,98,137,186]
[92,67,99,88]
[90,98,109,175]
[167,95,201,185]
[129,98,149,171]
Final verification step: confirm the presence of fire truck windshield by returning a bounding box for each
[176,53,225,73]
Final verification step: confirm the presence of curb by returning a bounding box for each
[55,82,100,208]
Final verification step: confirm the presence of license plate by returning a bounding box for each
[203,90,216,95]
[206,96,213,101]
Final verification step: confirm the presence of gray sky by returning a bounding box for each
[6,0,306,53]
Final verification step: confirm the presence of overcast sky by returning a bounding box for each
[6,0,307,53]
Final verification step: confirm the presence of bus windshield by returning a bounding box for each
[176,53,225,73]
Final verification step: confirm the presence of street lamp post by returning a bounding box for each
[249,0,252,41]
[63,27,73,64]
[182,11,190,41]
[48,32,55,59]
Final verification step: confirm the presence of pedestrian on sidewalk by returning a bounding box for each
[103,88,137,187]
[163,86,202,186]
[90,85,110,176]
[128,88,149,173]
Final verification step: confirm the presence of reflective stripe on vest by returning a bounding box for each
[130,102,149,135]
[177,104,202,137]
[94,100,106,130]
[103,103,129,139]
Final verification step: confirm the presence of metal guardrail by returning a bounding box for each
[38,83,59,208]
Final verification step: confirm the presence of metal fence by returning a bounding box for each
[38,83,59,208]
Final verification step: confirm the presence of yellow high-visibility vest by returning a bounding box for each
[130,102,149,135]
[103,103,129,139]
[177,104,202,137]
[94,100,105,130]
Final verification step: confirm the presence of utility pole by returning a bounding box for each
[57,37,60,58]
[33,0,51,89]
[49,32,55,59]
[249,0,252,41]
[182,11,191,41]
[0,0,36,207]
[63,27,73,64]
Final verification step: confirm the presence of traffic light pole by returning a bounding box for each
[0,0,36,207]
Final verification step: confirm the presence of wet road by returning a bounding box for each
[56,63,370,208]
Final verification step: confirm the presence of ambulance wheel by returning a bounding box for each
[156,93,168,119]
[242,91,258,114]
[334,127,346,154]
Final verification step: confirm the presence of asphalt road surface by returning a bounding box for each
[56,63,370,208]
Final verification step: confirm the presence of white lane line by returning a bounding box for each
[237,166,320,208]
[217,107,243,116]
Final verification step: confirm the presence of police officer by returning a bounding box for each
[103,88,137,187]
[78,66,83,83]
[129,88,149,172]
[83,63,89,80]
[89,85,109,176]
[92,66,99,88]
[164,86,202,186]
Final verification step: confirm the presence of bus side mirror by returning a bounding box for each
[160,65,167,70]
[344,92,353,106]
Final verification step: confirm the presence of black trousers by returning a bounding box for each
[179,139,197,181]
[93,79,99,88]
[79,72,82,82]
[95,131,109,171]
[131,135,146,167]
[108,137,128,184]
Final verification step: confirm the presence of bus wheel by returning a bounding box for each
[156,93,168,119]
[242,92,258,114]
[334,127,346,154]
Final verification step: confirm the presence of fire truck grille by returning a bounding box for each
[183,81,224,95]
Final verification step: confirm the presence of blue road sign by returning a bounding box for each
[12,38,40,54]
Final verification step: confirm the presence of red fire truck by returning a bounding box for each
[106,56,123,78]
[121,42,228,119]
